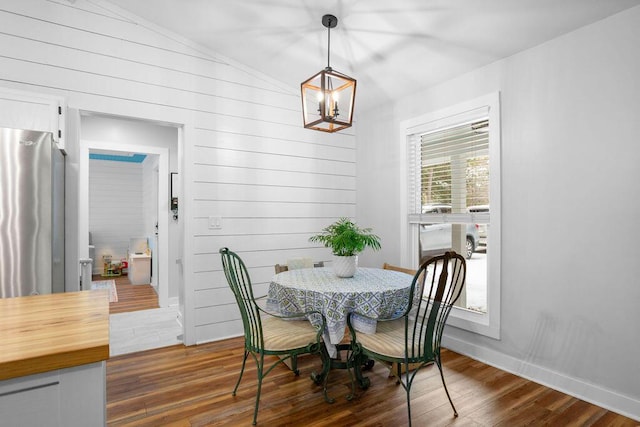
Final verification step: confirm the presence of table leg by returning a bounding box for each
[310,343,372,401]
[349,346,371,391]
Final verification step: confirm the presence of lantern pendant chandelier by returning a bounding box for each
[301,14,356,133]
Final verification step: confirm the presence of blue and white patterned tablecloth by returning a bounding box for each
[266,267,412,357]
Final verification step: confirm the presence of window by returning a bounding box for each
[400,93,501,339]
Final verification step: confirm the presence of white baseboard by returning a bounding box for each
[168,296,179,307]
[197,332,242,346]
[443,335,640,421]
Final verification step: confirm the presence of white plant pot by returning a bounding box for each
[333,255,358,278]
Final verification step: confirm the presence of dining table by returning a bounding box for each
[266,266,414,358]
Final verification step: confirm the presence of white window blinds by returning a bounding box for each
[408,118,491,225]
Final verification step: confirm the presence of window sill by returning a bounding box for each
[447,306,500,339]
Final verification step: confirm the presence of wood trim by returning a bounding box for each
[382,262,416,276]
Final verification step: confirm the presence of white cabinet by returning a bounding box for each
[129,253,151,285]
[0,87,66,151]
[0,362,106,427]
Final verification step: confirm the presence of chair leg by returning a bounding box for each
[404,363,413,427]
[436,359,458,417]
[345,348,357,401]
[406,380,413,427]
[233,350,250,396]
[291,354,299,375]
[252,355,265,426]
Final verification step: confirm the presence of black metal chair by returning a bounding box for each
[219,248,330,425]
[348,251,466,426]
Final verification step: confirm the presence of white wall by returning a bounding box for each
[89,159,144,275]
[0,0,355,345]
[357,6,640,419]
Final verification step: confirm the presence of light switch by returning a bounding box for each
[208,216,222,229]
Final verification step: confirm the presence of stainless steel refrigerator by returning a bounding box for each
[0,127,65,298]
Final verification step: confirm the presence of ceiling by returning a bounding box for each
[105,0,640,113]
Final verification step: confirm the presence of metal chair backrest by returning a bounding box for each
[220,247,264,352]
[404,251,466,361]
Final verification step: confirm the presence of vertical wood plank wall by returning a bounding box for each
[0,0,356,344]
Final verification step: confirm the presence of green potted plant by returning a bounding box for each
[309,217,381,277]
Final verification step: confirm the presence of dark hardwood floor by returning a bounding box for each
[106,338,638,426]
[93,274,159,314]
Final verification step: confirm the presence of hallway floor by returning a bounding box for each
[93,274,183,356]
[109,306,182,356]
[96,274,159,314]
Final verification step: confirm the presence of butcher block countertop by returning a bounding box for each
[0,290,110,381]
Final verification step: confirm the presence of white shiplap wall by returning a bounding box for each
[89,159,144,275]
[0,0,355,344]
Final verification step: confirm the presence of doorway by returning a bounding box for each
[88,149,160,308]
[78,112,183,355]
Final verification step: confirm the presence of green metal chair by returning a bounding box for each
[347,251,466,427]
[219,248,330,425]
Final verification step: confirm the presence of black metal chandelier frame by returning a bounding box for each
[301,14,356,133]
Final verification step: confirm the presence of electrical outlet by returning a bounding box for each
[208,216,222,230]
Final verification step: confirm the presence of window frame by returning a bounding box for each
[399,92,501,339]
